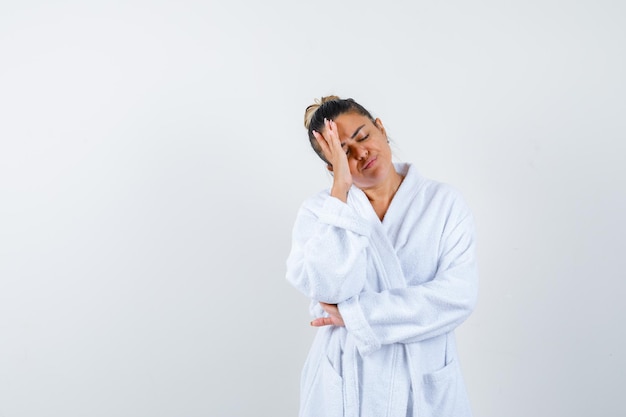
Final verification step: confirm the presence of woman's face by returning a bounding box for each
[328,112,394,191]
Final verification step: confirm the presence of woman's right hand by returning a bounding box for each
[312,118,352,202]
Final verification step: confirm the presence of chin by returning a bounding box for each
[355,175,384,189]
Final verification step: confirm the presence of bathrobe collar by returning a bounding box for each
[347,162,425,227]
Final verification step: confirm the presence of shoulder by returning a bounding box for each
[404,164,467,203]
[401,163,473,219]
[425,178,468,209]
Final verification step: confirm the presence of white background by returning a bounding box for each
[1,1,625,416]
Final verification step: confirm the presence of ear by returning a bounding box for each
[374,118,385,134]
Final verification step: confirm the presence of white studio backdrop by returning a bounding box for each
[1,1,624,416]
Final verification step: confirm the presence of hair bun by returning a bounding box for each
[304,95,341,129]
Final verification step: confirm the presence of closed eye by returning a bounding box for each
[358,134,369,142]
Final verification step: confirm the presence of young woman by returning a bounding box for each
[286,96,478,417]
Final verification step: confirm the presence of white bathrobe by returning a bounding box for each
[286,163,478,417]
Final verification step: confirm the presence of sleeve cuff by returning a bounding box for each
[338,296,381,356]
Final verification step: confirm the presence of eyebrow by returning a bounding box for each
[341,124,366,147]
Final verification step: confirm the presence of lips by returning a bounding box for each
[362,156,377,170]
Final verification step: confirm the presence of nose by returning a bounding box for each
[353,145,368,160]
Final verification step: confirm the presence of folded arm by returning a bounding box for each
[339,213,479,355]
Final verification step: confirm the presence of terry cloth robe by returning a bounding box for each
[286,163,478,417]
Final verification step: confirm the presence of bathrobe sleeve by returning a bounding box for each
[338,198,479,356]
[286,193,371,304]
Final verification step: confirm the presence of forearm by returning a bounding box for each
[339,269,478,351]
[339,214,478,355]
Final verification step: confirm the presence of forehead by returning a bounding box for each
[333,112,372,137]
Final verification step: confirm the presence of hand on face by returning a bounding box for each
[312,118,352,201]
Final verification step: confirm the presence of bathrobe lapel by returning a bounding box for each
[344,169,424,416]
[346,187,407,291]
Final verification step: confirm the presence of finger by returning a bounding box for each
[319,302,338,315]
[310,317,333,327]
[324,119,338,141]
[326,120,343,151]
[315,129,335,151]
[327,119,336,133]
[312,130,332,159]
[312,130,328,147]
[324,119,335,141]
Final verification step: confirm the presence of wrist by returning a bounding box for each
[331,184,350,202]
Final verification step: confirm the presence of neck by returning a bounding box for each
[362,169,404,206]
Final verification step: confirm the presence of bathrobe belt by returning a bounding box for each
[342,337,422,417]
